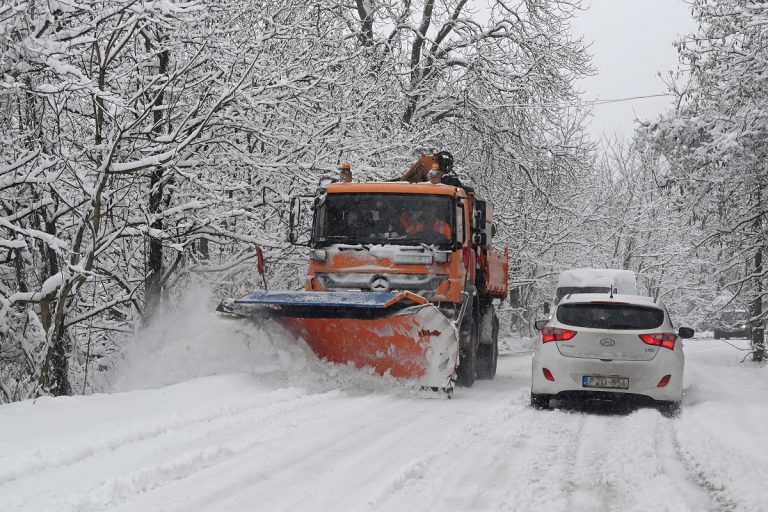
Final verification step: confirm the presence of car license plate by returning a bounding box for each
[582,375,629,390]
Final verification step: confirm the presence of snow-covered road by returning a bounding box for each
[2,327,767,512]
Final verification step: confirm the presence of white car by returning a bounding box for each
[531,293,694,414]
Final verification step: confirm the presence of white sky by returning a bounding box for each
[571,0,696,141]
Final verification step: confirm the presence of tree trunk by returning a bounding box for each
[145,41,169,320]
[49,330,72,396]
[752,179,765,362]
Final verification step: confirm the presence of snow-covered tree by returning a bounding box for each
[641,0,768,360]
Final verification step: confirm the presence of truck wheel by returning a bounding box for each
[456,303,478,387]
[476,312,499,380]
[457,345,477,387]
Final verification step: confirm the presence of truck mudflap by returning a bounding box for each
[224,290,459,388]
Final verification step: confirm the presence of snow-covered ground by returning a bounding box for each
[1,307,767,512]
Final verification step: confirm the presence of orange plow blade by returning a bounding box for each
[226,291,459,388]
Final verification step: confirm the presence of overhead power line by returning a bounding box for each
[499,93,675,109]
[588,93,675,106]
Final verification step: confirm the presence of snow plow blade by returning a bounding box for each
[223,290,459,388]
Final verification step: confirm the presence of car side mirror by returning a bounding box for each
[543,301,551,316]
[534,319,548,331]
[678,327,694,339]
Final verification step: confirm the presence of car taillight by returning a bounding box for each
[542,368,555,381]
[541,326,577,343]
[657,374,672,387]
[639,333,678,350]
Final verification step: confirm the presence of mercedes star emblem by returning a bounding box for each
[370,275,390,292]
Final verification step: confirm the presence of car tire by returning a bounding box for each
[658,400,681,418]
[530,392,552,410]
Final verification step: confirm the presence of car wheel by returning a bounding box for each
[530,392,552,410]
[658,400,681,418]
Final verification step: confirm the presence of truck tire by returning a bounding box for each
[456,302,479,387]
[476,311,499,380]
[457,344,477,387]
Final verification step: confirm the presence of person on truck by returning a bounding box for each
[400,206,451,241]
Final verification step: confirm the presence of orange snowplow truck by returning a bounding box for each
[222,152,509,391]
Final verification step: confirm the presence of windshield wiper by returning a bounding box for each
[377,237,424,245]
[317,235,370,249]
[316,235,364,246]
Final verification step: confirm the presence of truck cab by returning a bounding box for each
[306,181,507,307]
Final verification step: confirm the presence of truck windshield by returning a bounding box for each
[313,193,454,247]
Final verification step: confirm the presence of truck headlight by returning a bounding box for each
[434,251,450,263]
[312,249,327,261]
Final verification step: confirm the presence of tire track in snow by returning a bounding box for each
[113,394,446,512]
[668,422,733,512]
[562,407,713,512]
[367,387,589,511]
[0,386,318,488]
[1,388,351,512]
[670,415,762,512]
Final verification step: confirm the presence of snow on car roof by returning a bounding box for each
[558,293,660,307]
[557,268,636,287]
[556,268,637,295]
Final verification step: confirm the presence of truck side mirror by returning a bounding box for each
[473,231,487,246]
[473,201,487,228]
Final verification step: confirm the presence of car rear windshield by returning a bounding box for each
[557,303,664,330]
